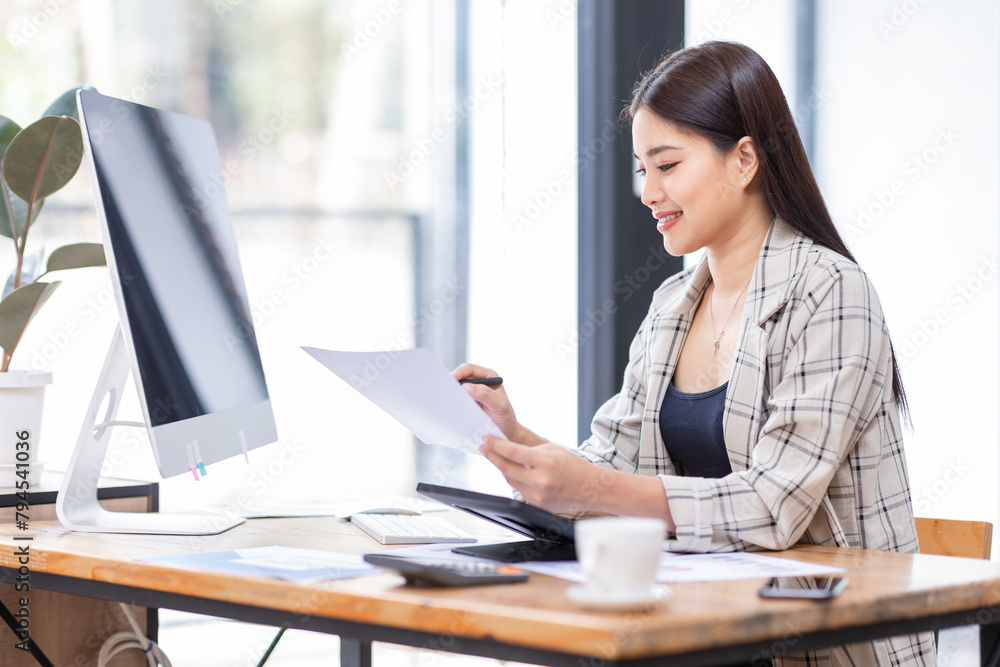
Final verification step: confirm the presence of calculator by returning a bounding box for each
[363,553,530,587]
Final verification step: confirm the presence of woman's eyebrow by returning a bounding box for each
[632,145,681,160]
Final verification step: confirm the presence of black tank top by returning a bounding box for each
[659,381,732,478]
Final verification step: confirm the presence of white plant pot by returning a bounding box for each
[0,371,53,488]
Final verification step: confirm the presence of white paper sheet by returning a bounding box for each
[519,552,844,584]
[204,496,448,519]
[302,346,505,454]
[139,545,379,583]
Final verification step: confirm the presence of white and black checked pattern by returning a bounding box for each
[569,219,935,666]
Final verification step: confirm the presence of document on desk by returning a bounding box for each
[139,545,379,584]
[519,552,845,584]
[387,544,844,584]
[302,346,505,454]
[204,495,448,519]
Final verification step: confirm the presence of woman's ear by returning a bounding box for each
[733,136,758,187]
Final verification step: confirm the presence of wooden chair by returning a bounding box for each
[915,517,993,559]
[915,517,996,664]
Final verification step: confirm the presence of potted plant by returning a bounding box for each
[0,86,107,483]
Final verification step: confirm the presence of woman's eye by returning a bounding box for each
[634,167,646,176]
[657,162,678,172]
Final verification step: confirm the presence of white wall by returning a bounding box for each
[690,0,1000,555]
[465,0,578,494]
[815,0,1000,554]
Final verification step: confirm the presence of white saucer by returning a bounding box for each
[566,584,673,611]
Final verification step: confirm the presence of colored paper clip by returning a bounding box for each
[186,443,200,481]
[193,440,207,476]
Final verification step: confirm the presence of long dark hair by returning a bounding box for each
[623,40,908,419]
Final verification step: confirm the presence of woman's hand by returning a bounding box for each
[479,435,675,528]
[451,363,544,445]
[478,435,617,514]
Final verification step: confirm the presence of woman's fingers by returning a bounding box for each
[479,439,538,488]
[481,436,535,466]
[451,362,497,382]
[462,381,505,408]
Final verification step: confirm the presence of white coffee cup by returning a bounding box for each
[574,517,667,595]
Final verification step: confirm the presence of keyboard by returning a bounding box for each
[350,513,478,545]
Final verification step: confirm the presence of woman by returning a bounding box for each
[454,41,934,666]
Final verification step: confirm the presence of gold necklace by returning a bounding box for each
[708,276,752,356]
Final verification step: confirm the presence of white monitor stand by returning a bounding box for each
[55,327,245,535]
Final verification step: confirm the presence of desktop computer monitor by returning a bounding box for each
[56,90,278,535]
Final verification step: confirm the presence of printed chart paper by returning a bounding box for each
[519,552,844,584]
[139,545,379,584]
[303,346,504,454]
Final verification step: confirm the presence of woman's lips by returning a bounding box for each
[656,211,682,232]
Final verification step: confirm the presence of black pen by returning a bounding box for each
[459,377,503,387]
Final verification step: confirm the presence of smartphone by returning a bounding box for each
[758,576,847,599]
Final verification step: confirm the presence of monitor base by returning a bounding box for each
[58,505,245,535]
[56,327,242,536]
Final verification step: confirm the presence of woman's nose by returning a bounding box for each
[640,175,660,209]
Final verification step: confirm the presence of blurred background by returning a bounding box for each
[0,0,996,665]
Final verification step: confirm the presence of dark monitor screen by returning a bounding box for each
[78,89,275,477]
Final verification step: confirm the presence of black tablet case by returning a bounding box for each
[416,483,577,562]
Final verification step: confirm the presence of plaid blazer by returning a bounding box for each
[574,218,934,665]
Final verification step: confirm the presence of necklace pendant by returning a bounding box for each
[713,339,720,356]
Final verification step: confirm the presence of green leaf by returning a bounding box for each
[45,243,107,272]
[0,116,21,149]
[3,250,43,299]
[3,197,43,241]
[0,281,61,358]
[0,115,43,241]
[42,85,98,122]
[0,117,19,165]
[1,115,84,205]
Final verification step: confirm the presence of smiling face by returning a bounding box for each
[631,108,756,257]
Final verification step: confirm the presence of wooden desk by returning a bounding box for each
[1,473,157,666]
[3,514,1000,666]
